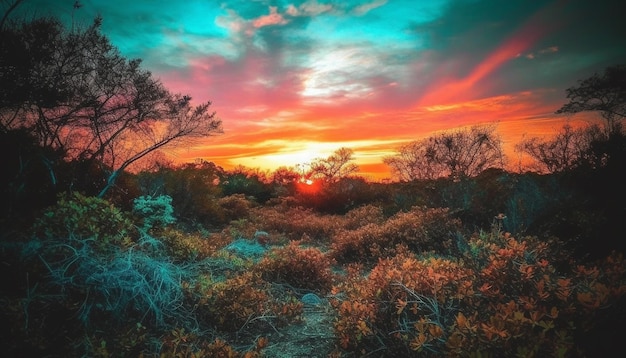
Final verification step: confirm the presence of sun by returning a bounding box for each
[234,141,339,172]
[296,176,321,195]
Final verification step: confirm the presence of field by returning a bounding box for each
[2,167,625,357]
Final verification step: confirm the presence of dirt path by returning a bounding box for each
[262,297,337,358]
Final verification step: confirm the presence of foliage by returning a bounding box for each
[135,160,225,227]
[132,194,176,230]
[384,124,505,181]
[331,206,462,264]
[0,11,222,198]
[556,63,626,133]
[32,192,136,251]
[251,204,342,243]
[300,176,382,214]
[516,123,608,173]
[0,128,62,229]
[342,204,386,230]
[217,194,255,224]
[309,147,359,182]
[193,271,303,332]
[158,227,229,262]
[256,240,336,293]
[32,234,195,328]
[269,165,300,197]
[330,227,626,357]
[221,166,273,203]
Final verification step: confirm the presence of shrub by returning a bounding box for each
[330,252,474,355]
[342,204,386,230]
[217,194,255,224]
[251,205,342,243]
[132,194,176,230]
[158,227,228,262]
[331,206,461,264]
[330,229,626,357]
[196,272,303,332]
[256,240,336,293]
[32,192,136,251]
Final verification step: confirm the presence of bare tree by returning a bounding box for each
[516,123,607,173]
[0,12,222,197]
[384,124,505,181]
[383,141,444,181]
[309,147,359,182]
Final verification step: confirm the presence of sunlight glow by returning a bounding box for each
[231,141,339,170]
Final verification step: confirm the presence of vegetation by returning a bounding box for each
[1,4,626,358]
[384,124,505,181]
[0,6,222,199]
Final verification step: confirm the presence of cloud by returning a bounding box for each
[252,6,288,28]
[353,0,388,15]
[8,0,626,179]
[287,0,334,17]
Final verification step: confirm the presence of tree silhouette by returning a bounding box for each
[516,123,607,173]
[556,64,626,135]
[309,147,359,182]
[0,8,222,197]
[385,124,505,181]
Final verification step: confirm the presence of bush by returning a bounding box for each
[195,272,303,332]
[330,229,626,357]
[32,192,136,252]
[132,194,176,230]
[331,206,461,264]
[251,205,342,243]
[158,227,228,262]
[342,204,386,230]
[30,234,195,328]
[217,194,255,224]
[256,240,336,293]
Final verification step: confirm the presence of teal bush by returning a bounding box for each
[132,195,176,230]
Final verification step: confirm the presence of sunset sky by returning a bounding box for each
[20,0,626,180]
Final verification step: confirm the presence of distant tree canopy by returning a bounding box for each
[309,147,359,182]
[556,64,626,135]
[516,123,608,174]
[384,124,505,181]
[0,6,222,197]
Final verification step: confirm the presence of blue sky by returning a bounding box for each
[12,0,626,179]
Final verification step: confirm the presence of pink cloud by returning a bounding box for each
[252,6,288,28]
[417,2,565,107]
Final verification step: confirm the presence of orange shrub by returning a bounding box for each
[194,272,302,333]
[331,229,626,357]
[251,205,342,243]
[331,207,461,264]
[341,204,386,230]
[217,194,255,223]
[158,227,229,262]
[256,240,336,293]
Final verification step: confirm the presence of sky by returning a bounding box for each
[14,0,626,180]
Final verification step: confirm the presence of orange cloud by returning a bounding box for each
[252,6,288,28]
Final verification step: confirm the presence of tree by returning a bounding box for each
[556,64,626,135]
[383,141,445,181]
[516,123,607,173]
[0,8,222,198]
[384,124,505,181]
[270,166,300,197]
[135,160,225,225]
[221,166,273,203]
[309,147,359,182]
